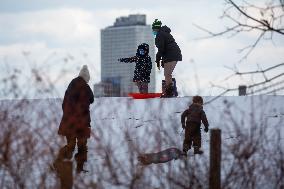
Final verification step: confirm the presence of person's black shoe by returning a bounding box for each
[194,147,204,155]
[160,93,167,98]
[181,149,188,157]
[161,83,175,98]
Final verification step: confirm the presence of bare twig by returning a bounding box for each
[194,0,284,61]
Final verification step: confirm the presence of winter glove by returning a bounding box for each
[156,60,161,70]
[161,61,164,68]
[204,126,209,133]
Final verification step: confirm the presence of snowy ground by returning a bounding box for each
[0,96,283,188]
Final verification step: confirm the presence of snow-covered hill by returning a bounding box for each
[0,96,283,188]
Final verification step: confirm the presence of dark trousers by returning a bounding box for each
[63,136,88,172]
[136,82,148,93]
[183,122,201,151]
[54,136,88,184]
[59,136,88,161]
[65,136,87,153]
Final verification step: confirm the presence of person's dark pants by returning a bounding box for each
[65,136,87,153]
[136,82,148,94]
[183,122,201,152]
[58,136,87,165]
[61,136,88,173]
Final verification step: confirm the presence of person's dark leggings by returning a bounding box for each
[183,122,201,152]
[58,136,88,172]
[65,136,87,153]
[137,82,148,93]
[66,136,88,172]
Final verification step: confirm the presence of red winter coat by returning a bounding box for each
[58,76,94,138]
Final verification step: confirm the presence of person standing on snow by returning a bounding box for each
[152,19,182,98]
[58,65,94,173]
[181,96,209,155]
[118,43,153,94]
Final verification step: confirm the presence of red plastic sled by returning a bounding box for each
[128,93,162,99]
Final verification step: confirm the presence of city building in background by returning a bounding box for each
[95,14,156,97]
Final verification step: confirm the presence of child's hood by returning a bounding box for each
[189,103,203,110]
[136,43,150,57]
[160,25,171,33]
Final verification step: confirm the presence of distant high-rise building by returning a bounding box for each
[100,14,156,96]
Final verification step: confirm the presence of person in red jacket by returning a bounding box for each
[58,65,94,172]
[181,96,209,155]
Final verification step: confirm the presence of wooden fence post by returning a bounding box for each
[209,129,221,189]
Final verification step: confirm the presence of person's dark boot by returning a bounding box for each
[141,83,148,94]
[138,85,143,94]
[75,148,88,173]
[182,149,188,157]
[161,83,174,98]
[194,147,203,155]
[58,146,74,160]
[167,83,175,97]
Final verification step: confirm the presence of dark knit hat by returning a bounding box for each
[152,19,162,30]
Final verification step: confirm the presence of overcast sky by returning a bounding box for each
[0,0,283,98]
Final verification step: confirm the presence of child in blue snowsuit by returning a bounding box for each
[118,43,152,93]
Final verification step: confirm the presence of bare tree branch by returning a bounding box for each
[247,79,284,94]
[206,62,284,104]
[238,31,265,61]
[194,0,284,61]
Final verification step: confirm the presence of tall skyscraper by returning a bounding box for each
[100,14,156,96]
